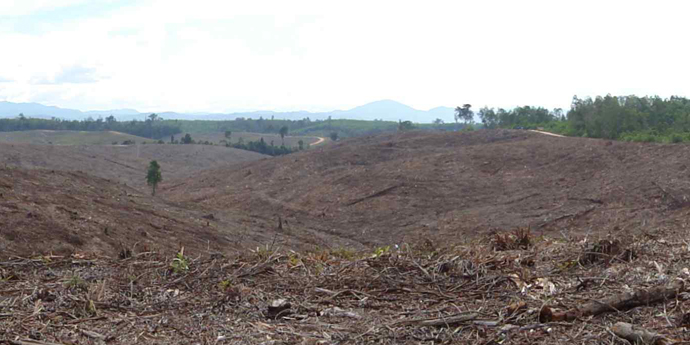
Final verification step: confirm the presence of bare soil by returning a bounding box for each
[3,129,690,343]
[2,229,690,344]
[0,142,266,190]
[164,129,690,249]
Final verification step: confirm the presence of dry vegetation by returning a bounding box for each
[0,142,265,189]
[0,130,149,145]
[3,129,690,344]
[2,228,690,344]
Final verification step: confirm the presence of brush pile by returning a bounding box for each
[1,228,690,344]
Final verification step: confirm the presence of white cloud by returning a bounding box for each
[0,0,90,16]
[0,0,689,115]
[30,65,101,85]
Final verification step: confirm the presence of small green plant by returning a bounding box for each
[372,246,391,258]
[170,248,189,274]
[218,279,232,290]
[65,273,86,289]
[252,245,273,260]
[287,253,301,267]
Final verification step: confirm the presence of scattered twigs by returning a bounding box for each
[9,340,67,345]
[393,312,478,327]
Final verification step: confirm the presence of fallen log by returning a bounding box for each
[611,322,673,345]
[540,280,685,322]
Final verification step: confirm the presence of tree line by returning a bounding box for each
[456,95,690,143]
[0,114,181,139]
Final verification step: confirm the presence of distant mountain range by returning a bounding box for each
[0,100,456,123]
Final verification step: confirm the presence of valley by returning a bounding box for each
[1,128,690,344]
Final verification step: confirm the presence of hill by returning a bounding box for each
[0,100,456,123]
[0,130,149,145]
[163,129,690,248]
[0,141,266,190]
[0,166,244,257]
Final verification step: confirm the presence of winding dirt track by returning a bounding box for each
[311,136,326,145]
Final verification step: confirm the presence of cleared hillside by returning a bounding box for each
[0,142,266,190]
[164,129,690,248]
[0,167,257,257]
[0,130,149,145]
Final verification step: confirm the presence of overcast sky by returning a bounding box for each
[0,0,688,114]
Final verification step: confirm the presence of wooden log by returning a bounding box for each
[541,280,685,322]
[611,322,673,345]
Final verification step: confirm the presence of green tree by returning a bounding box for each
[279,126,288,145]
[398,120,415,131]
[298,139,304,150]
[330,132,339,141]
[224,130,232,140]
[454,104,474,125]
[146,160,162,196]
[181,133,193,144]
[478,107,498,129]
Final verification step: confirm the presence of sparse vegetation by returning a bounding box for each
[170,248,189,273]
[146,160,162,196]
[181,133,194,144]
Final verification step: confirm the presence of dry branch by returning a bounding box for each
[541,280,685,322]
[611,322,673,345]
[9,340,67,345]
[393,312,478,327]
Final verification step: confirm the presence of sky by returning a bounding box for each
[0,0,689,115]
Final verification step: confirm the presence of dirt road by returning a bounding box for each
[311,136,326,145]
[529,130,565,138]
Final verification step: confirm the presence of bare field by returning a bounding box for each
[3,129,690,344]
[0,130,149,145]
[164,129,690,248]
[0,141,266,190]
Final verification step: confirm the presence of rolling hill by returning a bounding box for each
[0,130,149,145]
[162,129,690,248]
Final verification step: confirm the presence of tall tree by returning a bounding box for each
[454,104,474,125]
[478,107,498,129]
[279,126,288,146]
[146,160,162,196]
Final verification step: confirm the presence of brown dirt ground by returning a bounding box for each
[0,142,266,190]
[164,129,690,250]
[2,229,690,344]
[3,129,690,343]
[0,166,262,257]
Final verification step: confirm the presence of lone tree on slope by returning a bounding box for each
[279,126,288,146]
[146,160,162,196]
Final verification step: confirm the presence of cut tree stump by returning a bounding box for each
[611,322,673,345]
[540,280,685,322]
